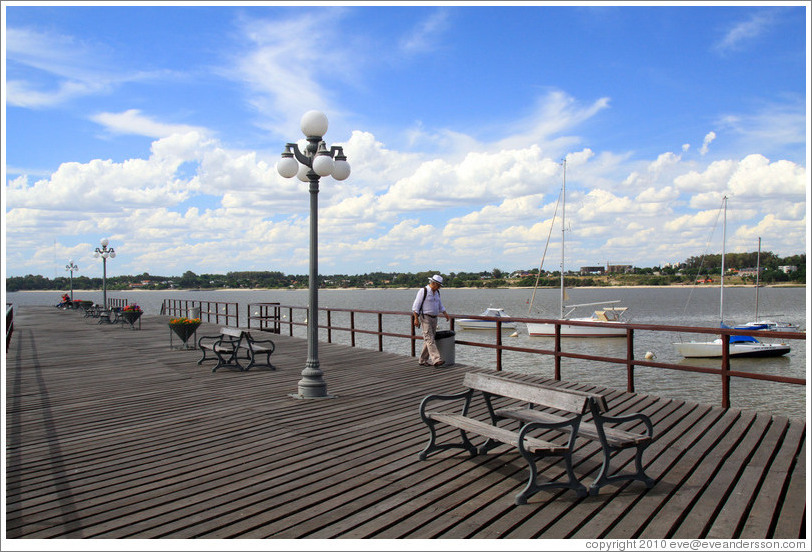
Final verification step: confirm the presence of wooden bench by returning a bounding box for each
[418,372,591,504]
[197,327,276,372]
[490,374,655,495]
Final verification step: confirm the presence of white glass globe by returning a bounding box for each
[94,252,100,258]
[300,110,328,137]
[312,154,334,177]
[332,160,351,181]
[109,251,116,258]
[297,163,311,182]
[277,156,299,178]
[100,238,109,247]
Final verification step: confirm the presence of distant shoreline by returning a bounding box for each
[11,283,807,293]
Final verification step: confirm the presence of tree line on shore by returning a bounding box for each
[6,251,805,292]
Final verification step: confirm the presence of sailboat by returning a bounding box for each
[736,237,799,332]
[673,198,791,358]
[526,160,629,338]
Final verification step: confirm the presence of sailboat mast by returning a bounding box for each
[755,236,761,320]
[720,196,727,324]
[560,159,566,319]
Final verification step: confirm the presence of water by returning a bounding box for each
[7,286,808,419]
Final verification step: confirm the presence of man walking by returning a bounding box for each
[412,274,451,366]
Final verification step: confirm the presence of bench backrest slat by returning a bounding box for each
[463,373,591,415]
[221,327,246,338]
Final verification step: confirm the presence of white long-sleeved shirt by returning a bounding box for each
[412,285,445,316]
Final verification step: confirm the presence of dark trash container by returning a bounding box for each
[434,330,456,366]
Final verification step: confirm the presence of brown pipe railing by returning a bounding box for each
[6,303,13,353]
[264,304,805,410]
[247,303,281,333]
[160,299,239,327]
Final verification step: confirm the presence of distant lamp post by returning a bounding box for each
[65,260,79,301]
[277,110,351,399]
[93,238,116,308]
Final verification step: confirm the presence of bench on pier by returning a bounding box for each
[490,374,655,495]
[197,327,275,372]
[419,372,591,504]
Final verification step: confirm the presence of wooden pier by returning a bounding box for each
[4,306,807,540]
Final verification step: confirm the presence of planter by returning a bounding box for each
[120,310,142,329]
[169,321,201,348]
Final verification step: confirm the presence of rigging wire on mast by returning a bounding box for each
[528,160,565,316]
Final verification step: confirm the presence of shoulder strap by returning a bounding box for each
[419,287,427,314]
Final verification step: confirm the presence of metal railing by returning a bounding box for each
[160,299,239,327]
[266,304,805,410]
[247,303,282,333]
[6,304,13,353]
[107,298,129,309]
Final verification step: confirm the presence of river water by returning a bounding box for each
[7,286,808,419]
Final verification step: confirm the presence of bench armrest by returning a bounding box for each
[419,389,473,422]
[517,415,582,454]
[197,334,221,347]
[593,409,654,439]
[248,338,275,351]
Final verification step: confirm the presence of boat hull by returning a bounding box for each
[526,321,626,338]
[673,341,791,358]
[457,320,517,330]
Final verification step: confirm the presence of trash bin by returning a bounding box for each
[434,330,456,366]
[187,307,201,320]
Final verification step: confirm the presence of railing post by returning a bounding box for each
[721,334,731,409]
[327,310,332,343]
[554,323,562,380]
[410,318,416,357]
[495,320,503,372]
[626,328,635,393]
[351,311,356,347]
[377,313,383,352]
[289,307,294,336]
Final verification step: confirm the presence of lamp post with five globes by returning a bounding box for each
[93,238,116,308]
[65,260,79,302]
[277,110,351,399]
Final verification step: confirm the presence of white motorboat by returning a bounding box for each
[673,198,791,359]
[525,159,629,338]
[456,308,518,330]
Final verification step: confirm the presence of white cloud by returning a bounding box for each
[700,131,716,155]
[713,12,776,55]
[399,9,450,54]
[91,110,209,139]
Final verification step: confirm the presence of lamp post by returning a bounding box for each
[65,260,79,301]
[93,238,116,308]
[277,110,351,399]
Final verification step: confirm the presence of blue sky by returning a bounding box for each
[2,2,809,281]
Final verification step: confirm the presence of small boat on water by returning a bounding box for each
[737,237,800,332]
[735,320,800,332]
[456,308,518,330]
[527,304,629,337]
[673,198,791,359]
[675,328,792,358]
[524,159,629,338]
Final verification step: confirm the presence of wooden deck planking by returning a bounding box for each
[5,306,807,540]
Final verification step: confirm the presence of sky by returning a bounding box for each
[2,2,809,282]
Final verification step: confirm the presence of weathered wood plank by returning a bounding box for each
[5,306,806,539]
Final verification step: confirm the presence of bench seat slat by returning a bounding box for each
[426,412,568,454]
[495,407,649,448]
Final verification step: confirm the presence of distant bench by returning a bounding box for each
[197,327,275,372]
[418,372,654,504]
